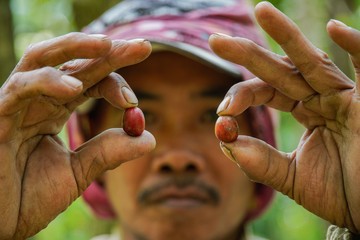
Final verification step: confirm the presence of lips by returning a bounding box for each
[144,185,212,207]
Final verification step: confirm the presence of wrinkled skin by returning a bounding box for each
[0,33,155,239]
[210,2,360,233]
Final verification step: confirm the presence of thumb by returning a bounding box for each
[220,136,294,195]
[71,128,156,193]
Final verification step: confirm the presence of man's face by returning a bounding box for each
[89,52,257,240]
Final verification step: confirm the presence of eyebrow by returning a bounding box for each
[134,78,243,100]
[135,87,232,101]
[194,86,232,98]
[196,77,243,98]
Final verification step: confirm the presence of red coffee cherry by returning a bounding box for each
[123,107,145,137]
[215,116,239,143]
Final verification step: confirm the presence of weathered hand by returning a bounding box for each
[0,33,155,239]
[209,2,360,233]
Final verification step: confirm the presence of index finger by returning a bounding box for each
[254,2,353,93]
[60,39,152,90]
[13,32,112,73]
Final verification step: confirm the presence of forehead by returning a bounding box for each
[117,51,241,94]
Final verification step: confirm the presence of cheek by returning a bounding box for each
[202,139,256,221]
[105,158,149,217]
[216,168,256,227]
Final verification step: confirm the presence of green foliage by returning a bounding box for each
[29,198,114,240]
[10,0,76,59]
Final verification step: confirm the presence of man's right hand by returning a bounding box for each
[0,32,156,239]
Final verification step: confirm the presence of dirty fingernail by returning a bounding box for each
[121,86,138,105]
[129,38,149,44]
[89,34,108,40]
[217,96,231,114]
[220,142,241,168]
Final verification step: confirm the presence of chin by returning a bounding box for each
[131,221,217,240]
[123,211,236,240]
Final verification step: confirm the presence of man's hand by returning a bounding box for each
[209,1,360,233]
[0,33,155,239]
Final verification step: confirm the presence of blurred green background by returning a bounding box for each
[2,0,360,239]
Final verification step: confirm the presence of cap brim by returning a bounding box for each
[151,40,242,78]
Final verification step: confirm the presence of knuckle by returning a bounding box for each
[228,82,241,93]
[23,42,37,56]
[63,32,88,43]
[23,40,46,59]
[21,44,38,64]
[316,48,330,60]
[22,40,49,67]
[4,72,24,93]
[302,48,332,75]
[280,57,300,82]
[38,66,59,79]
[315,48,333,69]
[240,38,258,54]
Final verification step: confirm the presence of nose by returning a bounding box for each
[151,149,206,175]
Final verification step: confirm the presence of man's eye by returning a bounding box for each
[200,109,218,124]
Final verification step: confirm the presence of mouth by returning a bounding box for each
[145,186,211,208]
[138,177,220,209]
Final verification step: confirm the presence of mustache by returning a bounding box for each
[137,176,220,205]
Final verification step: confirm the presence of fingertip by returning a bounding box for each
[254,1,275,21]
[121,86,138,106]
[327,19,349,29]
[326,19,360,55]
[112,39,152,66]
[140,130,157,151]
[108,129,156,164]
[216,95,232,115]
[326,19,351,37]
[255,1,274,11]
[127,38,152,58]
[209,34,242,63]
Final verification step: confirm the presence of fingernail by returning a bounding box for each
[330,19,349,28]
[258,1,274,7]
[212,32,232,38]
[220,142,241,168]
[128,38,149,44]
[217,96,231,114]
[121,86,138,105]
[89,34,108,40]
[61,75,82,89]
